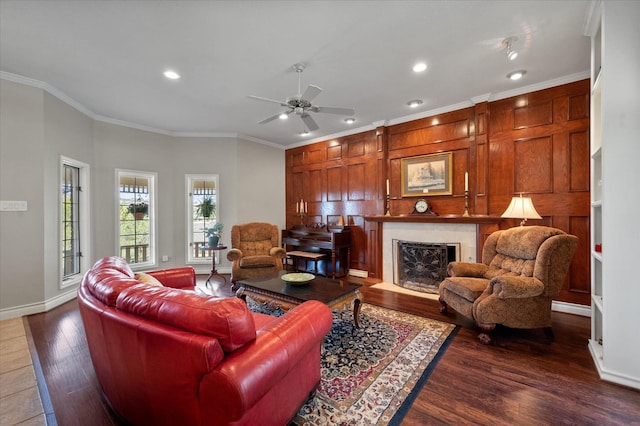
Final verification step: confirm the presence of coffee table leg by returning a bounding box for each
[353,297,361,328]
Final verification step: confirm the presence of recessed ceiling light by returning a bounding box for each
[278,113,289,120]
[407,99,423,108]
[344,118,356,124]
[300,130,310,136]
[163,70,181,80]
[412,62,427,73]
[507,70,526,81]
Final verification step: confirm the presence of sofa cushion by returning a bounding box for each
[134,272,164,287]
[116,285,256,352]
[84,269,140,306]
[441,277,488,302]
[486,256,535,277]
[240,255,276,269]
[239,240,273,257]
[92,256,134,277]
[496,226,565,260]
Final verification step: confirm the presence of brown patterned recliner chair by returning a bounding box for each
[439,226,578,344]
[226,222,286,287]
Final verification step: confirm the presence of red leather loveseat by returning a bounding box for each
[78,256,333,426]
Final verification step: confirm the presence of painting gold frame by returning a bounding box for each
[401,152,452,197]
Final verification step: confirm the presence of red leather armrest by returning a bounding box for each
[147,267,196,289]
[200,300,332,420]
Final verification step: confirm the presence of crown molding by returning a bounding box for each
[583,0,602,37]
[488,70,590,102]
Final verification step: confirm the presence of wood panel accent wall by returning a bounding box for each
[285,131,383,275]
[285,79,591,304]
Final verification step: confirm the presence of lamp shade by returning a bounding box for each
[501,194,542,226]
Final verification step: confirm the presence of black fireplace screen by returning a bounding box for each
[393,240,458,294]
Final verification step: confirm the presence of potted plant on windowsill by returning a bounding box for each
[206,223,224,247]
[127,201,148,220]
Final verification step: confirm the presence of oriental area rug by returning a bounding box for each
[247,300,458,425]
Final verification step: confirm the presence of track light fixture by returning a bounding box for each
[502,37,518,61]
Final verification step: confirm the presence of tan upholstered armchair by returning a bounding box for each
[439,226,578,344]
[226,222,286,286]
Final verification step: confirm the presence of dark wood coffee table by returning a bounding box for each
[236,271,362,327]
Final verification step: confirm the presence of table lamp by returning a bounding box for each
[501,193,542,226]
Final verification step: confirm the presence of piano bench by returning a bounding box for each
[285,251,326,275]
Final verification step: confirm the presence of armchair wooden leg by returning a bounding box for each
[438,297,448,314]
[476,322,496,345]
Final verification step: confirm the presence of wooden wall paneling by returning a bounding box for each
[569,130,590,192]
[514,136,554,194]
[326,166,342,202]
[563,215,591,304]
[346,163,366,201]
[474,102,489,213]
[348,215,367,270]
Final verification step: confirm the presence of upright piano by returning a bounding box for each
[281,225,351,278]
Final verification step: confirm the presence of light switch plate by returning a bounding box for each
[0,200,28,211]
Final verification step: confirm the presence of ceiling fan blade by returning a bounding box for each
[301,84,322,102]
[300,113,319,131]
[312,106,355,116]
[258,110,291,125]
[248,95,288,107]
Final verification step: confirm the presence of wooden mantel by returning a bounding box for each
[364,214,502,224]
[363,215,502,279]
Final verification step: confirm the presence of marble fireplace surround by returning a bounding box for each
[365,215,501,285]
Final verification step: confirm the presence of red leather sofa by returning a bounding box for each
[78,256,333,426]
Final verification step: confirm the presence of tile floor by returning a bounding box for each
[0,317,46,425]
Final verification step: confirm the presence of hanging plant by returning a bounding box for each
[196,196,216,218]
[127,201,148,220]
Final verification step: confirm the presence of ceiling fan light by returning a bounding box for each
[278,113,289,120]
[407,99,423,108]
[507,70,526,80]
[344,118,356,124]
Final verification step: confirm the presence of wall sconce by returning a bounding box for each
[501,193,542,226]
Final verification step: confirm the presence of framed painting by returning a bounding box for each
[401,152,452,197]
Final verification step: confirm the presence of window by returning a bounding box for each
[60,156,90,288]
[186,174,219,263]
[117,170,156,268]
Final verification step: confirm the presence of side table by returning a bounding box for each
[200,245,227,288]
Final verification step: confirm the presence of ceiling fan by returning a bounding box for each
[248,63,355,132]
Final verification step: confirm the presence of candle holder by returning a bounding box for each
[298,212,307,225]
[463,190,470,217]
[385,194,391,216]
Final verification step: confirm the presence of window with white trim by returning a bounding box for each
[186,174,219,263]
[117,170,156,267]
[60,156,90,288]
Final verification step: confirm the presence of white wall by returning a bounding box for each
[0,79,286,318]
[600,0,640,388]
[0,80,47,311]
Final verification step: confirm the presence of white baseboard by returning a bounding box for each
[0,287,78,321]
[552,300,590,317]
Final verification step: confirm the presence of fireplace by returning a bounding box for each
[393,240,459,293]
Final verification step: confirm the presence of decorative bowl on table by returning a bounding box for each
[281,272,315,285]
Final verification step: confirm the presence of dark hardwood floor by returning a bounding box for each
[25,276,640,425]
